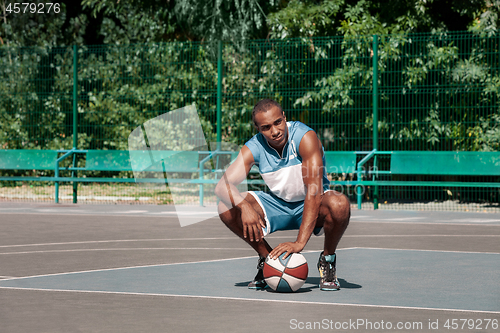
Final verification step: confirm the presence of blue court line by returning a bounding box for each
[0,249,498,313]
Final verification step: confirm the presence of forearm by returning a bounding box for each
[215,173,266,243]
[215,178,249,211]
[214,146,254,211]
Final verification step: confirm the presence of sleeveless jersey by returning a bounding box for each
[244,121,330,202]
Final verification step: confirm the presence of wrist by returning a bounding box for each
[236,199,253,212]
[294,240,307,250]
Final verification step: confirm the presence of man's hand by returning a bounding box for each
[269,241,304,260]
[240,205,266,242]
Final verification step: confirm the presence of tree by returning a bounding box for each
[173,0,275,42]
[1,0,499,153]
[266,0,500,152]
[82,0,175,44]
[267,0,488,39]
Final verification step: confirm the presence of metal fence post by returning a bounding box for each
[372,35,379,210]
[216,40,222,150]
[200,41,223,206]
[72,45,78,204]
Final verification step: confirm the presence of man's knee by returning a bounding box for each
[334,192,351,217]
[324,191,351,225]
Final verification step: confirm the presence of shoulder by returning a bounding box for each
[244,132,265,149]
[288,121,315,147]
[295,124,321,160]
[244,133,265,162]
[288,121,314,140]
[289,121,313,132]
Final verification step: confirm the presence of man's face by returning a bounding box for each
[254,106,288,151]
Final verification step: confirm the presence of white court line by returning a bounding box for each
[0,235,297,249]
[349,216,500,222]
[36,209,86,213]
[1,234,498,250]
[0,250,329,282]
[0,209,217,216]
[349,216,500,223]
[350,216,423,220]
[0,247,255,255]
[0,238,240,248]
[0,211,184,218]
[351,220,500,226]
[148,212,217,216]
[2,210,500,225]
[0,247,498,314]
[2,245,497,257]
[362,219,500,223]
[351,217,500,222]
[344,234,500,237]
[1,247,497,282]
[0,286,498,315]
[345,247,500,255]
[374,217,423,221]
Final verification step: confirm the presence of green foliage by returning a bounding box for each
[468,0,500,36]
[174,0,274,43]
[77,42,219,149]
[264,0,500,152]
[0,0,499,155]
[0,0,69,47]
[82,0,174,44]
[267,0,344,39]
[0,45,73,150]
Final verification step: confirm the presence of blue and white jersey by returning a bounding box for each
[244,121,330,202]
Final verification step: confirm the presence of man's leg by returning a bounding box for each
[317,190,351,255]
[218,192,273,258]
[218,192,274,289]
[315,190,350,291]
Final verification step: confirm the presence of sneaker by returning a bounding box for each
[248,256,268,289]
[317,251,340,291]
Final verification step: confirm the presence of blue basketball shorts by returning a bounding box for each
[248,191,325,237]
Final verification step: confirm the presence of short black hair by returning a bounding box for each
[252,99,283,126]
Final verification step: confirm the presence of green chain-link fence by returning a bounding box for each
[0,32,499,210]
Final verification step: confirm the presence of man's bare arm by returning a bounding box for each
[215,146,266,242]
[214,146,253,207]
[269,131,324,259]
[295,131,324,247]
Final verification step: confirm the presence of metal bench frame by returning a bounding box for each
[0,149,232,205]
[1,149,498,208]
[355,149,500,209]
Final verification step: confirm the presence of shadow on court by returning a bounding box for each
[234,278,362,290]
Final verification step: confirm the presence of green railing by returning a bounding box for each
[0,32,499,210]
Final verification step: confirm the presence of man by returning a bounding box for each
[214,99,350,291]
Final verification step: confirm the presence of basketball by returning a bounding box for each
[263,252,308,292]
